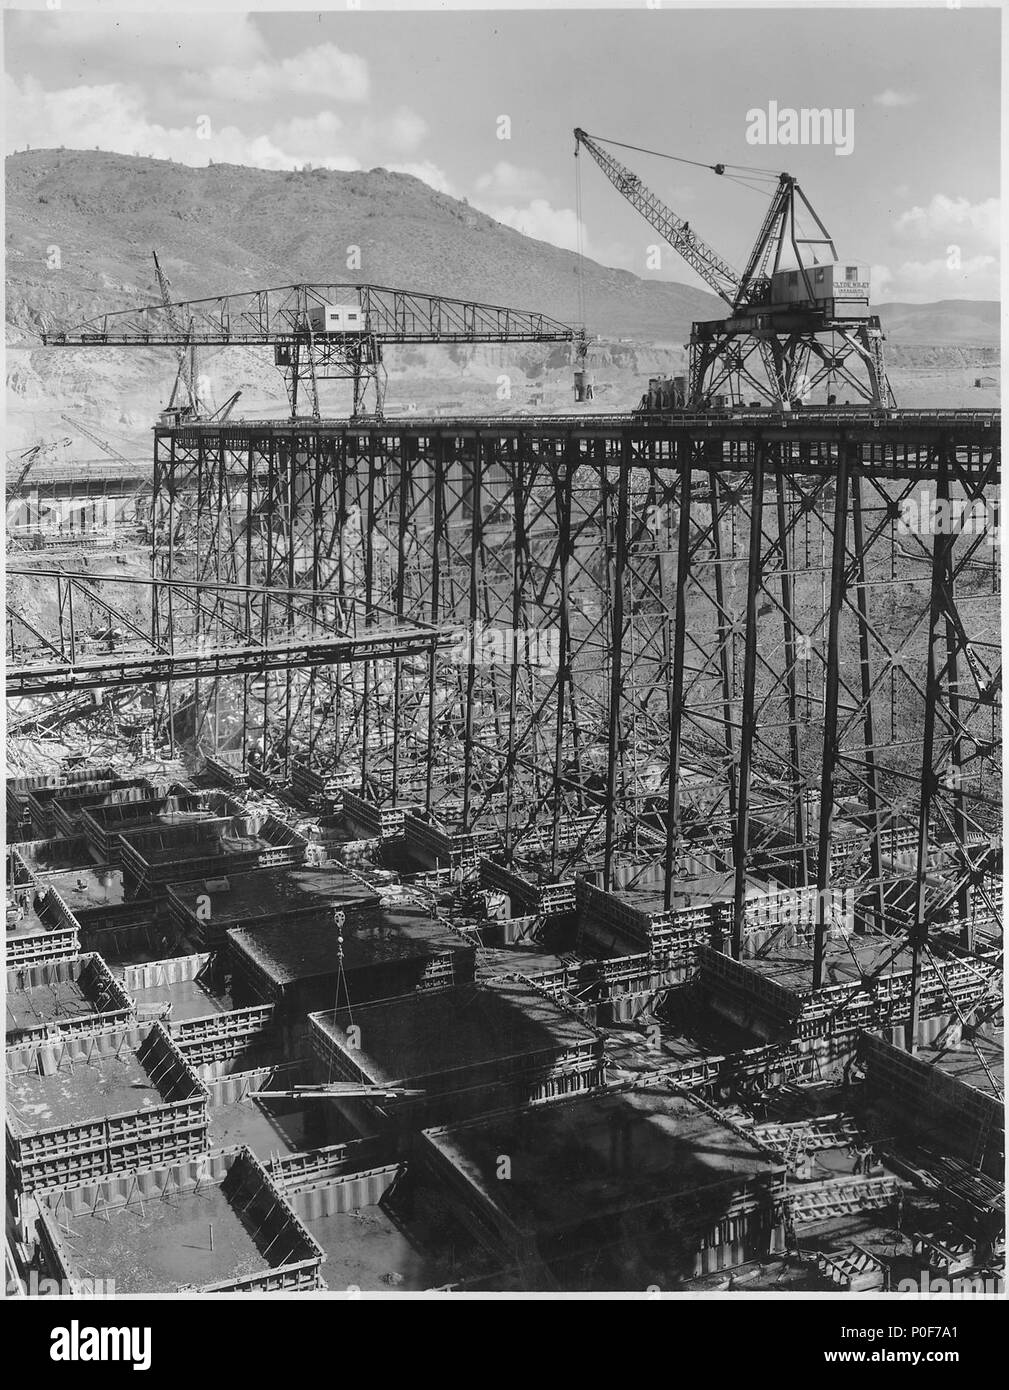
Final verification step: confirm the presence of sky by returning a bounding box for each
[3,3,1002,302]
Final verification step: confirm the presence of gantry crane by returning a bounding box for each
[43,283,578,420]
[574,129,894,409]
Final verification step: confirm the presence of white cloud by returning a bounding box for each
[198,43,370,104]
[271,112,346,158]
[872,254,999,302]
[483,199,584,253]
[6,76,360,172]
[870,263,894,299]
[362,107,429,156]
[7,77,450,186]
[475,162,548,201]
[873,89,918,108]
[893,194,1000,251]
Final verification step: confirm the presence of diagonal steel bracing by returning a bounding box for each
[140,414,999,1018]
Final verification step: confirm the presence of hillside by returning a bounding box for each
[874,300,1001,346]
[4,149,1000,445]
[5,148,720,343]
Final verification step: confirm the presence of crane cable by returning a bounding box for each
[325,907,353,1085]
[583,131,783,180]
[574,150,588,342]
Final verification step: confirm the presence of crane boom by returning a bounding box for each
[574,129,740,305]
[153,250,199,414]
[5,438,72,500]
[60,414,132,465]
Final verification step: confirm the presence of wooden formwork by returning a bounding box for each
[201,751,249,790]
[268,1134,394,1190]
[788,1175,901,1225]
[405,812,501,872]
[173,1004,278,1070]
[576,879,713,964]
[291,757,356,808]
[480,858,576,916]
[11,835,98,882]
[81,789,242,863]
[286,1160,401,1221]
[419,1086,787,1282]
[76,901,176,966]
[6,1020,208,1199]
[308,980,606,1129]
[859,1032,1004,1177]
[696,939,1000,1046]
[5,952,134,1044]
[4,884,81,968]
[36,1145,324,1294]
[344,790,411,838]
[695,944,801,1038]
[49,778,161,840]
[6,765,116,831]
[118,815,307,899]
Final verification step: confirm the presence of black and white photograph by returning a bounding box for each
[1,0,1003,1338]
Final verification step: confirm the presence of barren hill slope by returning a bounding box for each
[5,148,721,341]
[4,150,1000,443]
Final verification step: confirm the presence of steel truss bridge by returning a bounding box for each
[7,409,1001,1040]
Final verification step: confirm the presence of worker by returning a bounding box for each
[894,1190,905,1234]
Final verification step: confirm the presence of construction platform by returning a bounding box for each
[122,953,232,1023]
[81,789,243,862]
[6,953,134,1043]
[309,979,605,1127]
[165,863,381,949]
[36,1146,323,1293]
[204,1067,340,1160]
[5,883,81,967]
[420,1084,787,1288]
[118,815,308,899]
[281,1157,495,1291]
[227,902,476,1015]
[6,1020,207,1199]
[12,834,103,879]
[36,777,159,838]
[858,1033,1004,1180]
[165,1007,353,1158]
[694,936,997,1049]
[576,877,713,970]
[6,765,116,834]
[35,864,124,916]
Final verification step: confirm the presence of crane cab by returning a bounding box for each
[307,303,366,335]
[770,262,871,318]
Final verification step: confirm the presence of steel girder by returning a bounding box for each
[688,319,895,410]
[149,417,1000,1010]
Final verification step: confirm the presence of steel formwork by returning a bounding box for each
[140,413,1001,1023]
